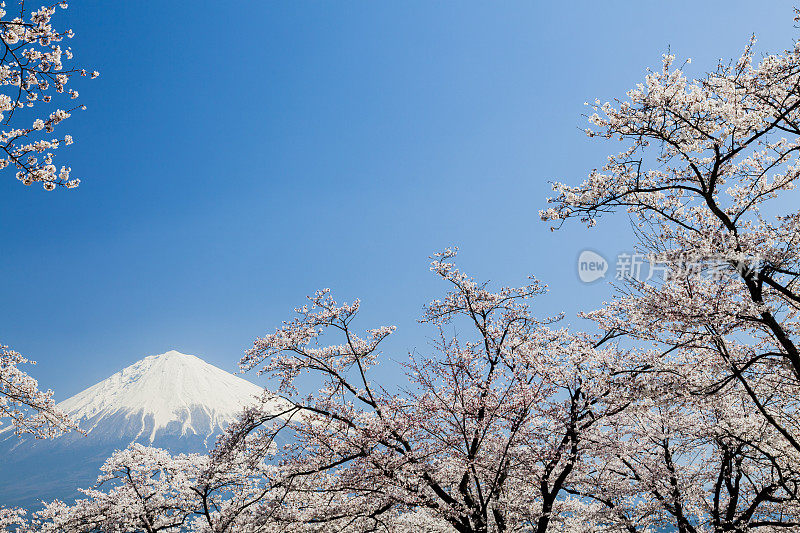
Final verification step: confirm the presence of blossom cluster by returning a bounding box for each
[0,1,97,189]
[0,343,75,438]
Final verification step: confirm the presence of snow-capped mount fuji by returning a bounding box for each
[0,350,278,509]
[57,349,265,445]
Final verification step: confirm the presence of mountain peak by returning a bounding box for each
[57,350,265,443]
[143,349,200,363]
[159,349,191,357]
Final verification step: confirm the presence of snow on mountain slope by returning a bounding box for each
[59,350,266,443]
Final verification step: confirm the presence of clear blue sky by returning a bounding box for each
[0,1,795,398]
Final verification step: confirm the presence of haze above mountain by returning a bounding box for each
[0,350,274,509]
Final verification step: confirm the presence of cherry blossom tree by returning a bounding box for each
[0,343,74,438]
[212,249,632,532]
[0,344,75,533]
[0,508,26,531]
[570,361,800,533]
[31,445,205,533]
[541,9,800,531]
[0,0,96,190]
